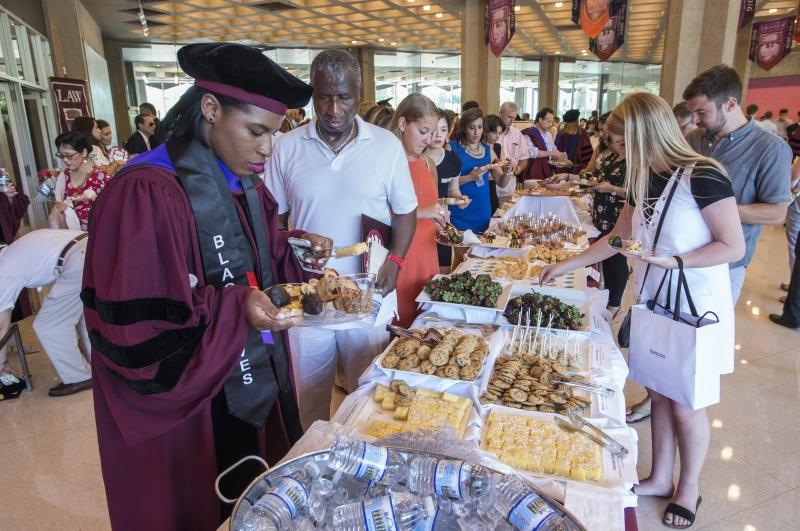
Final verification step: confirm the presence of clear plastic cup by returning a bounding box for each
[333,273,376,315]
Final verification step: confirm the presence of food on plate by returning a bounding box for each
[424,272,503,308]
[504,292,584,331]
[300,291,324,315]
[479,354,590,413]
[482,410,602,481]
[437,223,464,245]
[334,242,369,257]
[265,269,371,317]
[439,197,470,206]
[525,245,574,264]
[333,275,372,314]
[365,380,472,438]
[490,257,528,280]
[267,285,293,308]
[381,329,489,381]
[608,236,643,254]
[626,240,642,252]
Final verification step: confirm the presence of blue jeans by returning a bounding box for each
[729,266,746,306]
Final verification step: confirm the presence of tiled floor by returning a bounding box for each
[1,225,797,531]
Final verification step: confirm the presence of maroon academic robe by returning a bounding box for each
[83,165,306,531]
[521,127,554,181]
[555,129,594,174]
[1,192,32,321]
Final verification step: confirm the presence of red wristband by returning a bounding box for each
[386,254,405,270]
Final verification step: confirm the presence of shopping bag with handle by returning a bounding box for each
[629,257,723,410]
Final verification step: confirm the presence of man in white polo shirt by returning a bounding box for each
[266,49,417,428]
[0,229,91,397]
[496,101,531,202]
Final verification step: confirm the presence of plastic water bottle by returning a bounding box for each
[430,500,464,530]
[0,168,9,192]
[242,462,320,531]
[332,492,432,531]
[329,435,407,485]
[408,457,492,501]
[494,476,565,531]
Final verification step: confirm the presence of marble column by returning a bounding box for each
[659,0,752,105]
[351,46,376,105]
[460,0,501,111]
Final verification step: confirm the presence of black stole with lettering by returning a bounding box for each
[166,140,301,436]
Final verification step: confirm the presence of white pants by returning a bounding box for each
[289,326,389,429]
[32,245,91,384]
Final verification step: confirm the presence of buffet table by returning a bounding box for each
[222,187,639,530]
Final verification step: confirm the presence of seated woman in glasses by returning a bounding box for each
[52,131,111,231]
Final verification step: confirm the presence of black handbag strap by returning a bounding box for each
[636,167,684,299]
[649,256,702,322]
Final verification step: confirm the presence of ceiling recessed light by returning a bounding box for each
[555,1,564,7]
[378,38,385,42]
[351,40,358,44]
[580,50,586,53]
[423,4,431,10]
[391,42,397,46]
[514,5,521,11]
[768,8,777,13]
[435,12,443,18]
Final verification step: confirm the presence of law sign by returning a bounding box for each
[49,77,91,133]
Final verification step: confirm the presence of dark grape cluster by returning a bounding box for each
[425,272,503,307]
[504,292,584,330]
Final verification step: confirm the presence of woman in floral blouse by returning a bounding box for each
[52,132,111,231]
[589,127,628,315]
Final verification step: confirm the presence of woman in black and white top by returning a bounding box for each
[425,108,468,269]
[542,93,745,530]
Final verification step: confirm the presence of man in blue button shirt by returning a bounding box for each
[683,65,792,304]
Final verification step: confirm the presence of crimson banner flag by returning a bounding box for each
[738,0,756,31]
[749,15,796,70]
[572,0,611,39]
[486,0,516,58]
[794,0,800,43]
[49,77,90,133]
[590,0,627,61]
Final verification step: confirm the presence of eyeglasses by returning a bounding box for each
[679,121,693,130]
[144,122,155,127]
[55,151,81,160]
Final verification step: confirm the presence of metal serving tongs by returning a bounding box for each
[420,314,500,337]
[385,325,443,346]
[552,376,615,397]
[555,410,629,457]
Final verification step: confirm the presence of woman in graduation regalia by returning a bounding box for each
[81,43,331,531]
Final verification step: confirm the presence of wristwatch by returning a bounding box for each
[386,254,405,270]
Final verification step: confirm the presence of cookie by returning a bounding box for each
[429,347,450,366]
[382,353,400,369]
[419,360,436,375]
[442,365,460,379]
[416,345,431,361]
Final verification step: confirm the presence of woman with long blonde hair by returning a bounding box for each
[389,93,446,327]
[541,92,744,529]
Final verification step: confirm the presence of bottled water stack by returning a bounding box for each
[329,435,407,485]
[242,461,320,531]
[408,456,492,501]
[332,492,432,531]
[494,476,567,531]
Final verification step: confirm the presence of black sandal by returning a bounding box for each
[663,496,702,529]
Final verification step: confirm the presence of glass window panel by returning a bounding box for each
[27,33,40,85]
[9,22,24,80]
[558,60,661,118]
[500,57,540,118]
